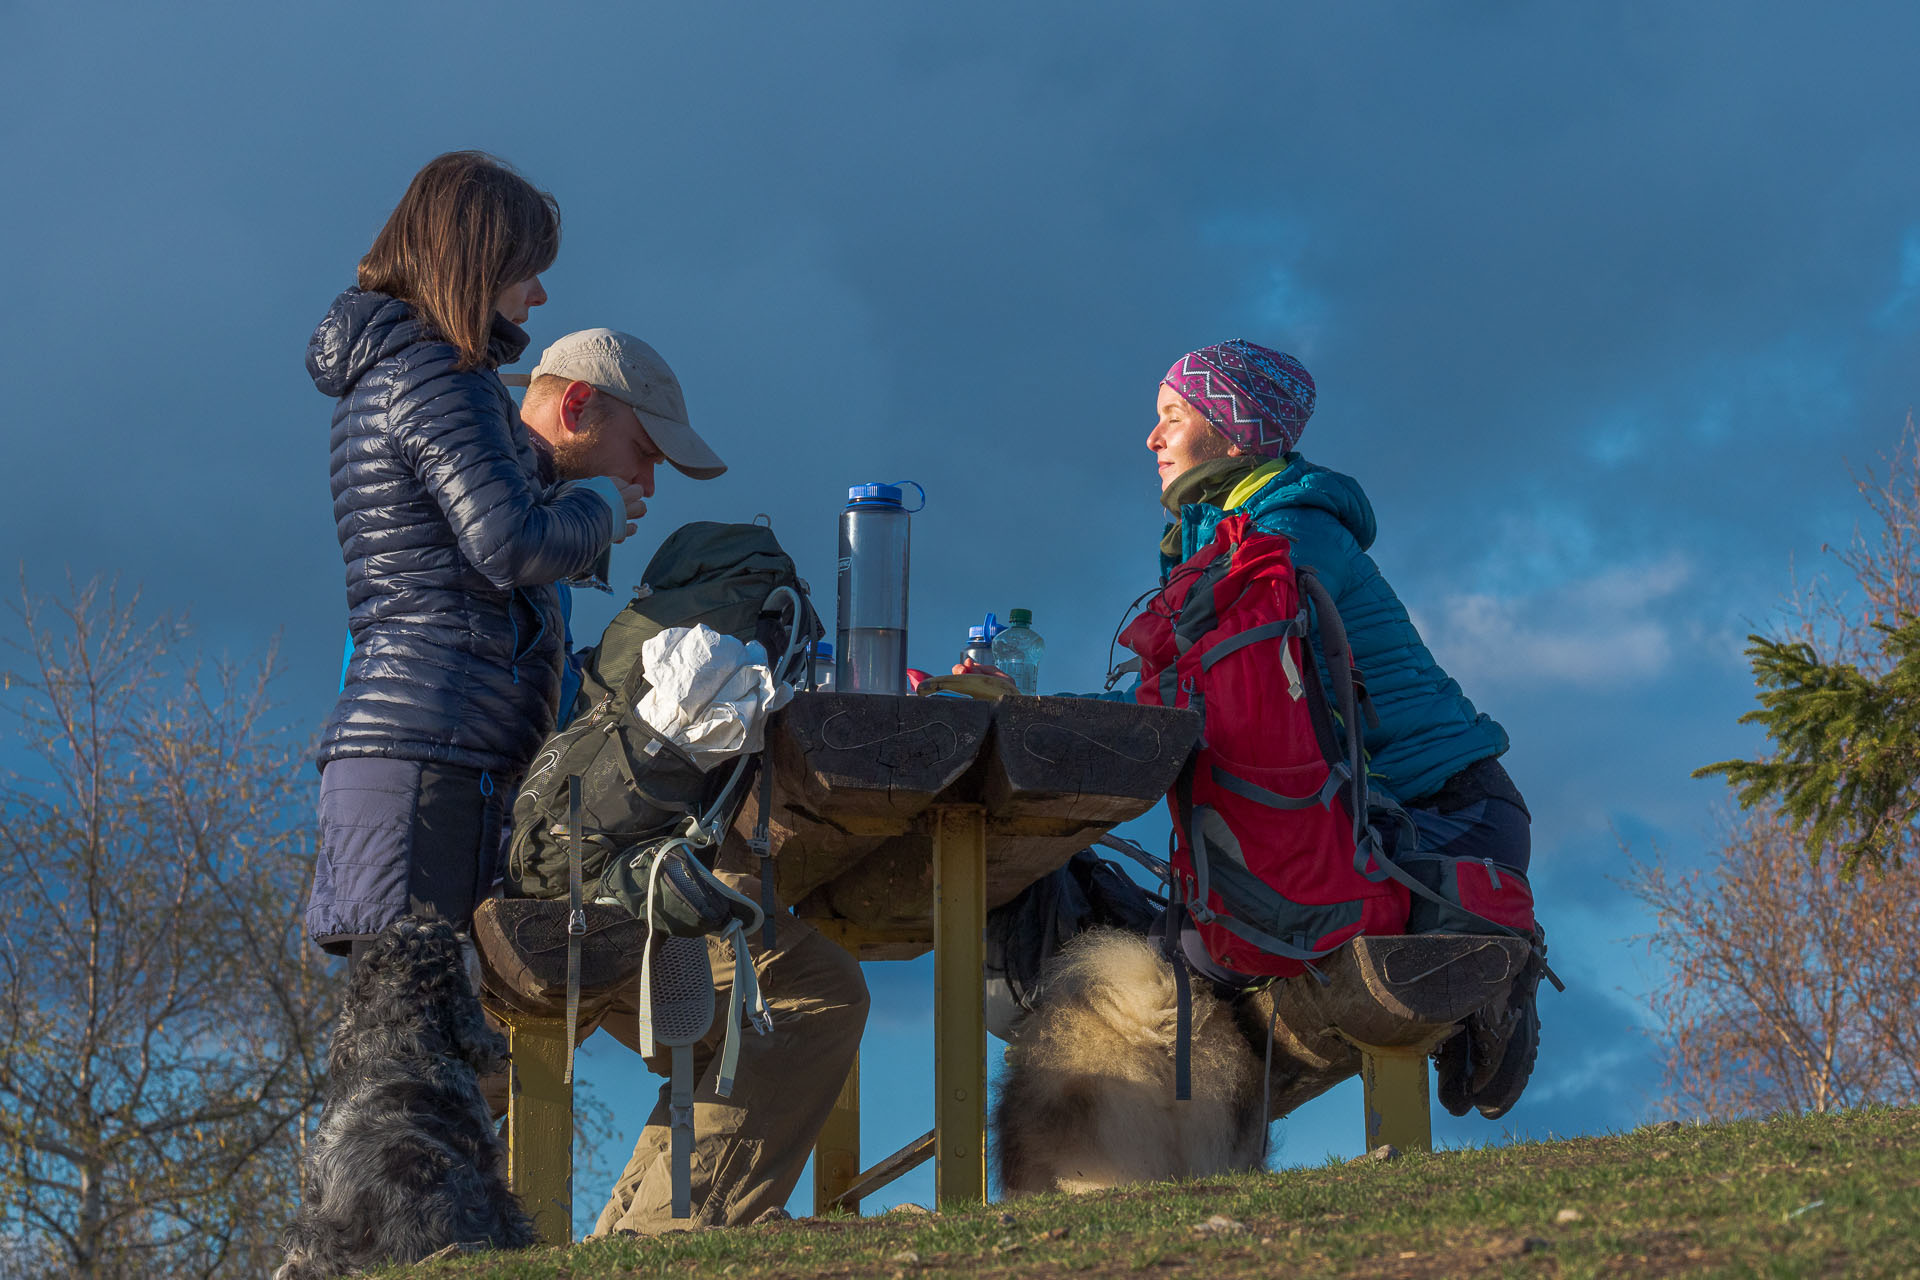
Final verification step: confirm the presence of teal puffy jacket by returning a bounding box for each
[1164,454,1508,804]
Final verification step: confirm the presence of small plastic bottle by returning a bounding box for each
[991,608,1045,696]
[962,625,996,670]
[808,641,836,691]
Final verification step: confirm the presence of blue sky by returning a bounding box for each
[6,0,1919,1226]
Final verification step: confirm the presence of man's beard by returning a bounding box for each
[547,429,599,482]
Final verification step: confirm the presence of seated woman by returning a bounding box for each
[992,340,1545,1194]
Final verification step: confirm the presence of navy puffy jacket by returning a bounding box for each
[310,288,614,777]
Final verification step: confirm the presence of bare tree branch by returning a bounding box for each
[0,576,340,1279]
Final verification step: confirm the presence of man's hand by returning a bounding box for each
[610,479,648,541]
[577,477,649,544]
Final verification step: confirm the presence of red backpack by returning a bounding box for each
[1119,512,1540,981]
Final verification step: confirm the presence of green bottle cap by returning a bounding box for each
[1008,608,1033,626]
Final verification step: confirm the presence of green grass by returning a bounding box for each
[392,1106,1920,1278]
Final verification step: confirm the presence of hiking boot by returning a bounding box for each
[1432,1026,1474,1118]
[1429,928,1548,1120]
[1467,929,1548,1120]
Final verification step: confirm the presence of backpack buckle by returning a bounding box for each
[567,908,587,937]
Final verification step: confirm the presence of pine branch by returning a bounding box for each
[1696,617,1920,874]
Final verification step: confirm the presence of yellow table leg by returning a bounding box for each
[813,1050,862,1214]
[931,804,988,1207]
[1359,1045,1432,1154]
[505,1014,574,1245]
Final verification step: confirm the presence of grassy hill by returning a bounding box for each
[396,1105,1920,1278]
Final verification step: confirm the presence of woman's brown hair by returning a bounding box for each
[357,151,561,370]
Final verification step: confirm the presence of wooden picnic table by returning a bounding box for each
[750,691,1203,1215]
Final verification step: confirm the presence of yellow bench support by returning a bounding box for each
[504,1014,574,1244]
[1357,1043,1432,1155]
[931,803,988,1207]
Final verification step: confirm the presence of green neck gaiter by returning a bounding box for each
[1159,455,1265,560]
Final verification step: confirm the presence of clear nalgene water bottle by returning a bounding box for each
[836,482,922,694]
[991,608,1044,695]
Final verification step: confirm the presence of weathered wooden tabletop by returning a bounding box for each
[756,691,1200,956]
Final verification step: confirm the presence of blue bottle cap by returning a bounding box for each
[847,482,903,507]
[845,481,926,511]
[813,641,834,659]
[968,626,989,642]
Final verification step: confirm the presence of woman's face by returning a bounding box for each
[493,276,548,325]
[1148,384,1235,491]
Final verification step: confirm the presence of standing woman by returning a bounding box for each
[304,151,643,957]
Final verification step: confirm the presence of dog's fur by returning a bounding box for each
[277,912,534,1280]
[994,929,1268,1195]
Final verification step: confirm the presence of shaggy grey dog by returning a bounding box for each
[276,912,535,1279]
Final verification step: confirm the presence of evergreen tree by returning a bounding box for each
[1696,615,1920,875]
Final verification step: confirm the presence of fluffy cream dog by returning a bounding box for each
[994,929,1267,1194]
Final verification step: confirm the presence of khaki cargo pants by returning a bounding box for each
[581,872,869,1235]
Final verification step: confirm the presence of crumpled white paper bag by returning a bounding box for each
[634,624,793,769]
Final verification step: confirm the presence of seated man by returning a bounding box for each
[514,329,870,1232]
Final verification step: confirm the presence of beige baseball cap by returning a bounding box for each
[529,329,726,480]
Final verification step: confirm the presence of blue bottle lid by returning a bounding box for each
[845,480,926,511]
[813,640,834,659]
[967,626,989,643]
[847,482,903,508]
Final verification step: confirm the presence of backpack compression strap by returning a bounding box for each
[565,774,586,1085]
[749,757,777,950]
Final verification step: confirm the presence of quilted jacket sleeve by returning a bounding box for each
[391,364,616,589]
